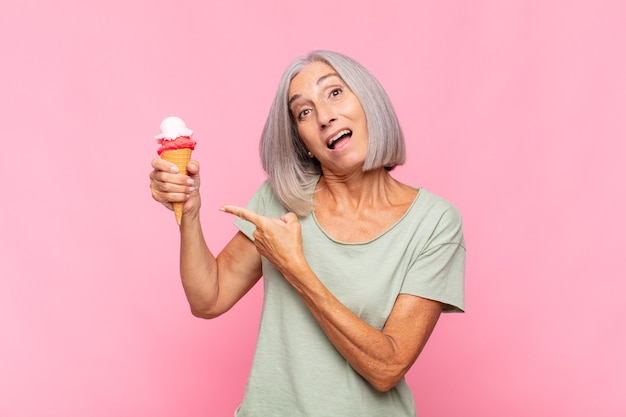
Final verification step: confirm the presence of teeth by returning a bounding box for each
[328,130,351,148]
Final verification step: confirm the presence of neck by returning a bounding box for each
[316,168,401,210]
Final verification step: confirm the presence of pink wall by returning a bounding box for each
[2,1,624,415]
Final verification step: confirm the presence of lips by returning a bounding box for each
[327,129,352,149]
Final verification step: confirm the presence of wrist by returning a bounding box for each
[181,205,201,226]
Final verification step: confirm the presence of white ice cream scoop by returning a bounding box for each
[155,116,194,142]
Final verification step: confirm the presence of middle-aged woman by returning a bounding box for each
[150,50,465,416]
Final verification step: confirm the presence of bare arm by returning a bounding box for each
[150,159,262,318]
[221,205,443,391]
[301,287,441,391]
[279,257,441,392]
[180,224,262,318]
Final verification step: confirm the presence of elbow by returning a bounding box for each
[189,305,222,320]
[370,374,403,393]
[367,365,409,392]
[186,294,228,319]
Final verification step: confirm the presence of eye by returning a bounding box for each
[297,108,311,120]
[330,87,343,98]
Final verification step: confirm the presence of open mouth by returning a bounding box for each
[327,130,352,149]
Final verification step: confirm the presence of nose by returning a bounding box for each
[317,103,336,129]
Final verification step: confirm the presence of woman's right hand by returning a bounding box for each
[149,157,201,218]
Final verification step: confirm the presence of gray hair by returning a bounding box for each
[260,50,406,216]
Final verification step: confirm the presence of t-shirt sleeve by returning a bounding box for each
[401,203,466,312]
[233,181,272,241]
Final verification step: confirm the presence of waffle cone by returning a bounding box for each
[161,148,193,225]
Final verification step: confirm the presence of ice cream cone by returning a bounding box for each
[161,147,193,225]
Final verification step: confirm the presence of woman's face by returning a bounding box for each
[288,61,368,175]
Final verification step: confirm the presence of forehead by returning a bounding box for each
[288,61,339,97]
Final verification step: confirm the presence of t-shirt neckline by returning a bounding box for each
[310,187,423,245]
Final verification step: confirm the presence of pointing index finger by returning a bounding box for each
[220,205,262,226]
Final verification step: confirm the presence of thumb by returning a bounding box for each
[187,160,200,175]
[281,212,299,224]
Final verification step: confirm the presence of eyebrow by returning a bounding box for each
[288,72,342,107]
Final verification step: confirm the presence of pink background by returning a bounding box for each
[1,1,625,416]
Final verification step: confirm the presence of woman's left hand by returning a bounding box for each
[220,206,308,276]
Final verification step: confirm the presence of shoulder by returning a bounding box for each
[413,189,464,246]
[234,180,287,239]
[245,180,277,205]
[416,189,462,221]
[241,180,289,217]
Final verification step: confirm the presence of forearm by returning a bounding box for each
[283,264,438,392]
[304,288,401,390]
[179,213,220,317]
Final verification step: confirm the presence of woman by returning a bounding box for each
[150,50,465,416]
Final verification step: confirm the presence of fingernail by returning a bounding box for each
[187,179,194,185]
[170,166,179,173]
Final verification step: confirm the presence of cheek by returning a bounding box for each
[297,123,317,147]
[350,103,368,134]
[347,97,367,122]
